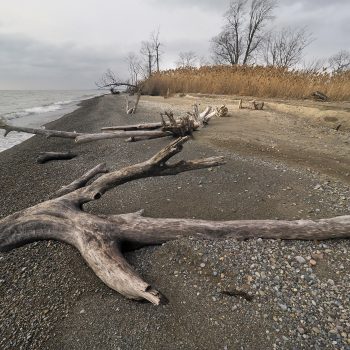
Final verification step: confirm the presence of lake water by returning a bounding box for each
[0,90,106,152]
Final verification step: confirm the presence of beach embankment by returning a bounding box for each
[0,94,349,350]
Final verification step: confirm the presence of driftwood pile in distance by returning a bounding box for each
[1,136,349,305]
[239,99,265,110]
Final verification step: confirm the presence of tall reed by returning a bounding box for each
[142,65,350,101]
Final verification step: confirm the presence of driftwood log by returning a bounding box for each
[125,93,141,114]
[0,104,221,146]
[1,137,350,305]
[312,91,328,101]
[0,120,169,144]
[36,151,77,164]
[101,122,164,132]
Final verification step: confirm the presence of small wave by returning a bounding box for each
[2,99,79,121]
[1,92,104,122]
[53,100,74,106]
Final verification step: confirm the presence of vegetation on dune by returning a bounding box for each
[141,65,350,101]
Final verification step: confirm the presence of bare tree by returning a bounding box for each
[176,51,198,68]
[262,27,313,68]
[96,69,138,93]
[211,0,277,65]
[151,29,162,72]
[126,53,143,87]
[329,50,350,74]
[140,41,155,78]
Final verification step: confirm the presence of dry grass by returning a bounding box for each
[142,65,350,101]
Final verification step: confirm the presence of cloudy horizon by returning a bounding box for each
[0,0,349,90]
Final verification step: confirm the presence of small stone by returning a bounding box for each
[309,259,317,266]
[295,256,306,264]
[200,263,206,268]
[297,327,305,334]
[312,327,320,334]
[80,309,85,314]
[279,303,288,311]
[327,279,335,286]
[311,252,324,260]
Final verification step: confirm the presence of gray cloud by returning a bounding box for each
[149,0,228,11]
[0,33,126,89]
[0,0,349,89]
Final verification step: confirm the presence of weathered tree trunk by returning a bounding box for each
[0,121,81,139]
[75,130,169,144]
[0,120,169,144]
[101,122,164,132]
[1,104,216,146]
[1,137,349,305]
[37,151,77,164]
[126,133,171,143]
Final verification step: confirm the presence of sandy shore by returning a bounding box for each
[0,94,349,349]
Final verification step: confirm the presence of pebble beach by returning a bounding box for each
[0,94,349,350]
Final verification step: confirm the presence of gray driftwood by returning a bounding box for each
[0,120,169,144]
[37,151,77,164]
[1,137,349,305]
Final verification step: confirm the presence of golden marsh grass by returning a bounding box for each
[142,65,350,101]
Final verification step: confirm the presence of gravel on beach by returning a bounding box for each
[0,94,349,350]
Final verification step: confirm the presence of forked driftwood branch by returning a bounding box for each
[125,93,141,115]
[1,137,349,305]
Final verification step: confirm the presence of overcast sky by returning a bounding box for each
[0,0,349,89]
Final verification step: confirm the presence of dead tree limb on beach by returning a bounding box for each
[102,122,164,132]
[188,104,228,122]
[0,119,170,144]
[37,151,77,164]
[75,130,169,144]
[97,69,142,114]
[0,120,81,139]
[125,92,141,115]
[96,69,141,93]
[1,137,350,305]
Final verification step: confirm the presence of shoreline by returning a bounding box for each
[0,92,106,153]
[0,94,349,350]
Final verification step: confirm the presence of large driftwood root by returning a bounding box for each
[1,137,349,305]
